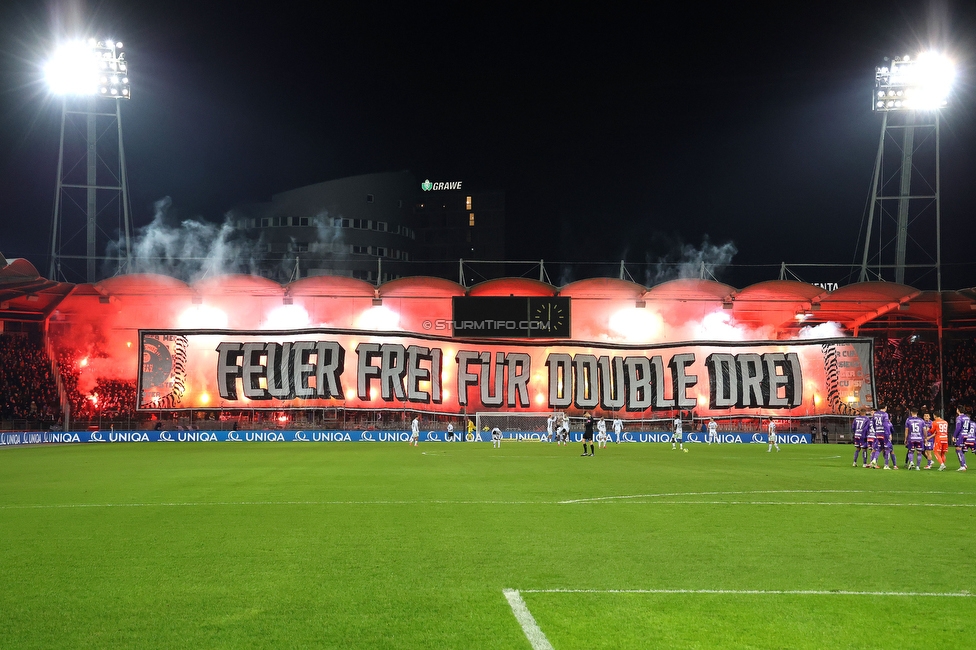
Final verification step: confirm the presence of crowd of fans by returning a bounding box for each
[54,349,138,423]
[0,335,60,422]
[5,332,976,432]
[872,336,976,425]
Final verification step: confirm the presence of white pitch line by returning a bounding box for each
[612,500,976,508]
[519,588,974,597]
[0,499,544,510]
[1,490,973,511]
[503,589,555,650]
[559,489,972,504]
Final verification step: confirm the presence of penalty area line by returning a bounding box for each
[503,589,554,650]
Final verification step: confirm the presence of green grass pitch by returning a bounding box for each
[1,441,974,649]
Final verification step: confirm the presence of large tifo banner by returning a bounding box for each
[0,430,812,446]
[138,330,874,416]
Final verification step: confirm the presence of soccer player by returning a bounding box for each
[932,412,949,471]
[410,416,420,447]
[612,417,623,444]
[870,406,895,469]
[446,421,455,442]
[968,406,976,457]
[767,419,780,452]
[904,409,925,470]
[672,415,684,450]
[851,409,868,467]
[467,418,475,441]
[546,414,555,443]
[490,426,502,448]
[597,418,608,448]
[921,412,935,469]
[707,418,719,445]
[560,416,571,446]
[582,412,595,456]
[865,410,879,468]
[953,406,969,471]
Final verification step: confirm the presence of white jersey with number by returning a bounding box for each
[768,421,777,441]
[673,418,683,435]
[411,419,419,438]
[546,416,554,435]
[613,419,623,435]
[708,421,717,436]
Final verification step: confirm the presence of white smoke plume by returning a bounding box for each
[107,197,264,282]
[797,321,847,339]
[646,236,738,286]
[310,211,344,255]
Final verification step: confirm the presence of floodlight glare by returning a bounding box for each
[45,39,131,99]
[874,51,954,111]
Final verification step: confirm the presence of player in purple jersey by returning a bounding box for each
[953,406,969,472]
[871,406,895,469]
[922,412,935,469]
[968,407,976,455]
[866,409,879,468]
[904,409,926,470]
[851,410,869,467]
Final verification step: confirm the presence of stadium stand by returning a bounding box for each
[0,335,60,424]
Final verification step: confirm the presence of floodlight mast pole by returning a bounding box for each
[47,39,132,284]
[48,100,67,280]
[86,96,97,282]
[859,54,948,288]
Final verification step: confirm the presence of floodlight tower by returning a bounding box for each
[858,52,954,290]
[46,38,133,283]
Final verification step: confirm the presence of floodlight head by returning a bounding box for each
[874,51,954,111]
[45,39,130,99]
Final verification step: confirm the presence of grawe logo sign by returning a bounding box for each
[422,179,463,191]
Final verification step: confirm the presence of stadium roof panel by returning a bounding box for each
[467,277,557,297]
[559,278,645,299]
[641,278,735,301]
[286,276,377,297]
[378,276,465,297]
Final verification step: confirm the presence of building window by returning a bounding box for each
[469,213,475,227]
[299,217,309,226]
[366,194,374,203]
[260,218,270,228]
[292,242,309,253]
[466,196,472,210]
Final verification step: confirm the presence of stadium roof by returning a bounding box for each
[1,266,974,334]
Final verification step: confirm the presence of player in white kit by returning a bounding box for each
[707,418,719,444]
[491,426,502,448]
[560,417,571,445]
[410,416,420,447]
[767,419,780,452]
[546,415,555,443]
[597,418,608,448]
[446,422,454,442]
[612,418,623,444]
[672,416,684,450]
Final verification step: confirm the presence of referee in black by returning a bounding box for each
[582,412,595,456]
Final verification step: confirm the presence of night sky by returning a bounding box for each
[1,1,975,288]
